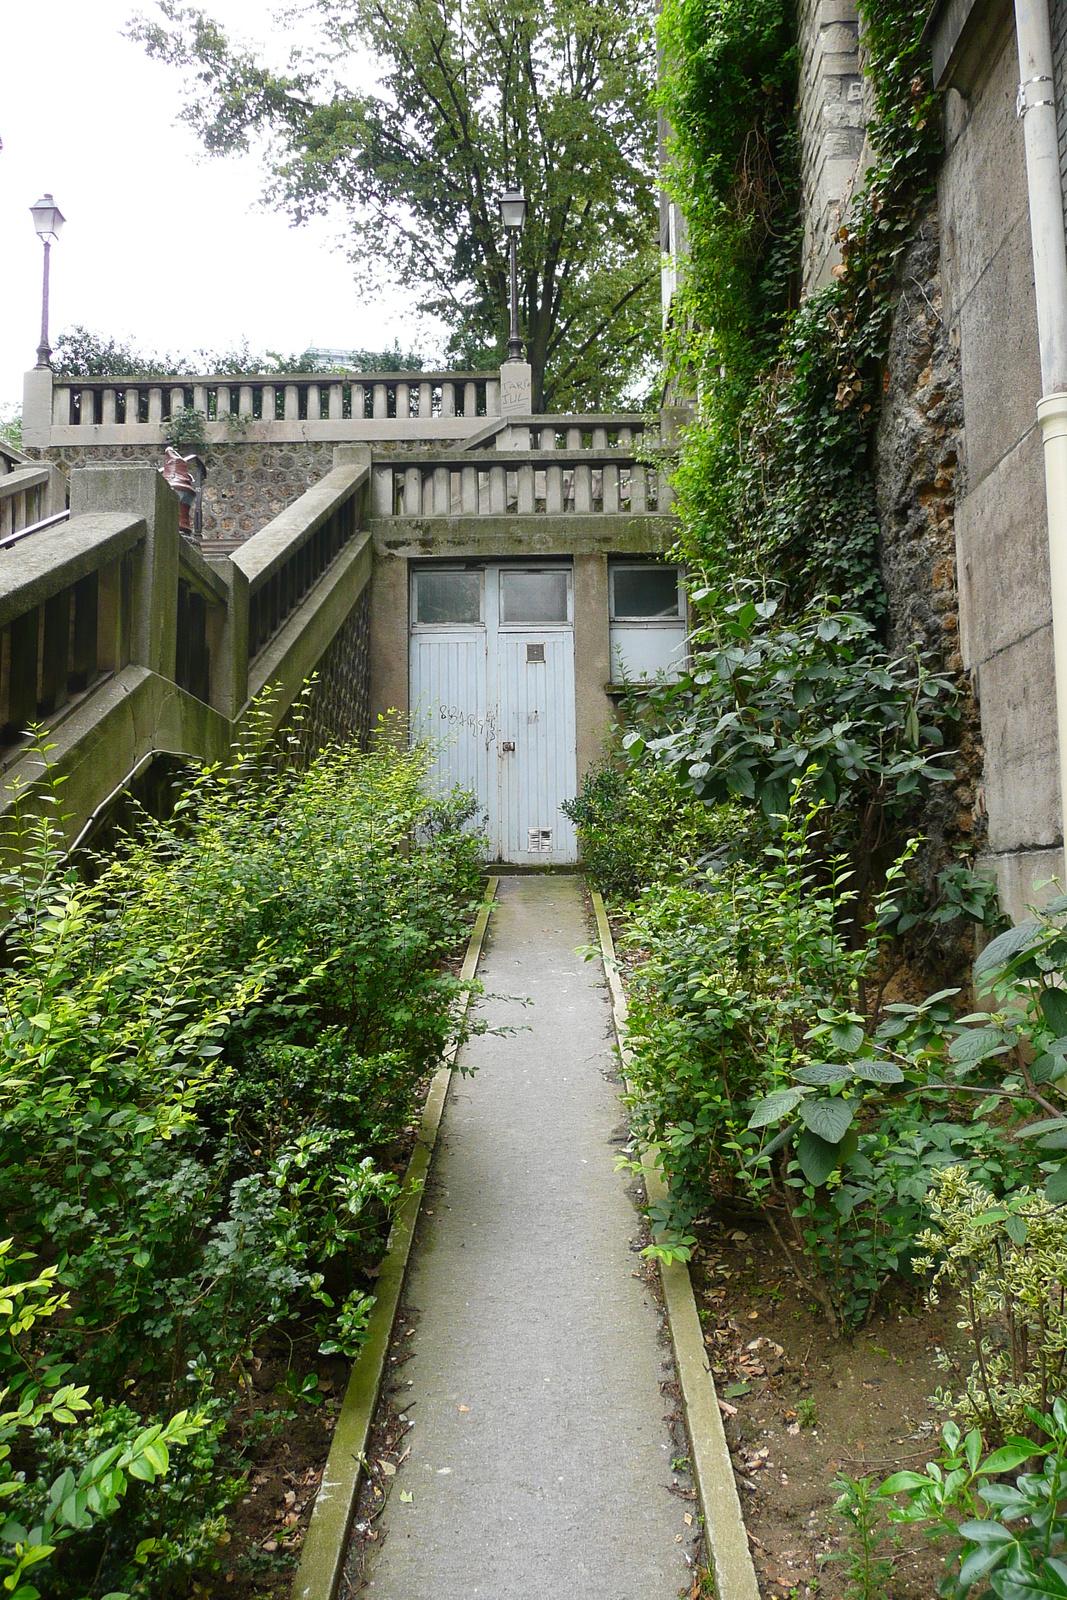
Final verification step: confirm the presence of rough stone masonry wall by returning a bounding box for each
[42,440,338,553]
[874,204,986,937]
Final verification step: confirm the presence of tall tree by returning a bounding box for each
[131,0,660,410]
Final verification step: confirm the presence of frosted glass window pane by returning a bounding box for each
[611,566,681,619]
[501,569,568,623]
[415,570,481,624]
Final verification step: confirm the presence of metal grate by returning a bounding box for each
[527,827,553,853]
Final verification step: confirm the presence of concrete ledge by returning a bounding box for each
[233,461,369,590]
[293,880,498,1600]
[0,512,145,627]
[591,891,760,1600]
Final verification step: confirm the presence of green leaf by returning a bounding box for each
[796,1128,842,1186]
[747,1089,804,1129]
[829,1022,865,1054]
[798,1098,854,1143]
[850,1059,905,1084]
[949,1026,1013,1064]
[878,1471,931,1495]
[974,919,1043,978]
[1041,989,1067,1036]
[1046,1164,1067,1203]
[981,1441,1039,1476]
[794,1063,852,1086]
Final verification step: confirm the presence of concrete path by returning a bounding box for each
[356,875,692,1599]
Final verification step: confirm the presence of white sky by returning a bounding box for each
[0,0,435,411]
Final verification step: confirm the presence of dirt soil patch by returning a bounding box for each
[690,1216,966,1598]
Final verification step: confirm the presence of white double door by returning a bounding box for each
[409,563,578,863]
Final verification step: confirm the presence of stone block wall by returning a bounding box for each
[797,0,869,292]
[39,440,339,555]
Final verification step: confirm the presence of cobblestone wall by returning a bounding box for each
[42,440,338,553]
[874,204,986,946]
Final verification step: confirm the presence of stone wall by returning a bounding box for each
[40,440,339,554]
[874,206,986,940]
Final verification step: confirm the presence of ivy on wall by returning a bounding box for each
[658,0,943,626]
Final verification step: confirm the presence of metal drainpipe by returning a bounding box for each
[1016,0,1067,871]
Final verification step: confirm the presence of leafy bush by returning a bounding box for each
[878,1411,1067,1599]
[561,753,731,901]
[0,721,485,1592]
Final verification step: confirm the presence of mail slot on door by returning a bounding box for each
[501,740,516,752]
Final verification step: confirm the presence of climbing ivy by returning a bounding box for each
[659,0,943,624]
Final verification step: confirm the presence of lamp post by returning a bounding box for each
[30,193,65,369]
[498,189,527,361]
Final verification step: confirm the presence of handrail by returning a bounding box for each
[0,510,70,550]
[0,512,144,629]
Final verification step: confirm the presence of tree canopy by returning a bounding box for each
[130,0,660,411]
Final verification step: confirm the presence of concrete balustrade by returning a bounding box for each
[23,369,503,450]
[370,439,669,519]
[0,460,67,542]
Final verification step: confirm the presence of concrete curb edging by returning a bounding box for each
[293,879,499,1600]
[590,891,760,1600]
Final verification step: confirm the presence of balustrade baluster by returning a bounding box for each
[373,384,388,419]
[216,385,231,420]
[619,426,632,446]
[657,471,673,512]
[148,388,163,425]
[573,463,592,514]
[101,389,116,426]
[630,464,648,512]
[489,465,507,514]
[404,467,421,516]
[193,385,208,415]
[566,427,581,450]
[372,466,394,516]
[169,386,185,421]
[7,611,39,736]
[328,384,343,420]
[352,384,365,421]
[440,383,455,419]
[546,465,564,515]
[602,463,620,513]
[464,382,477,418]
[432,465,450,515]
[52,386,69,426]
[487,379,501,416]
[39,591,71,716]
[239,385,253,420]
[397,382,410,421]
[419,381,432,418]
[262,384,276,423]
[461,465,478,513]
[307,385,321,421]
[593,426,607,450]
[284,385,299,421]
[517,462,535,514]
[69,572,99,691]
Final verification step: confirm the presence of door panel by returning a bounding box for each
[498,630,577,863]
[409,631,494,840]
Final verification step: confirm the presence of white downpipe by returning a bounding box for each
[1015,0,1067,868]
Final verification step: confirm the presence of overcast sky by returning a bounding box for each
[0,1,436,412]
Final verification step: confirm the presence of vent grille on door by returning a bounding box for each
[527,827,553,853]
[526,642,546,663]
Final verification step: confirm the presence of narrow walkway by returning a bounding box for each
[356,875,692,1598]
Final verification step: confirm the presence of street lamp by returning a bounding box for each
[498,189,527,362]
[30,193,65,369]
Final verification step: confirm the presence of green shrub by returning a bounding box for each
[0,719,485,1592]
[562,754,731,901]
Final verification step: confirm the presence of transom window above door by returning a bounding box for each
[412,568,483,626]
[500,568,570,625]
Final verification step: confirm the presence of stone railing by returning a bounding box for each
[0,461,67,543]
[370,417,670,518]
[24,366,502,450]
[1,449,373,845]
